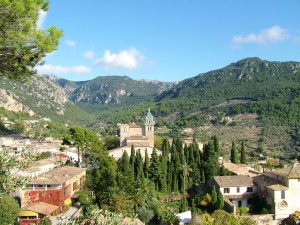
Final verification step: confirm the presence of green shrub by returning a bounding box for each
[238,206,249,215]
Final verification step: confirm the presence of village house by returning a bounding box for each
[208,175,258,209]
[11,157,58,179]
[212,162,300,220]
[15,166,86,225]
[18,202,59,225]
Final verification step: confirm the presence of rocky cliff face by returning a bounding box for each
[53,75,176,105]
[0,76,69,116]
[0,88,26,113]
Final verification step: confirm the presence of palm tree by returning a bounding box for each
[132,178,157,210]
[179,163,192,192]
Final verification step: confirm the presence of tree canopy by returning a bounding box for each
[0,194,20,225]
[0,0,63,80]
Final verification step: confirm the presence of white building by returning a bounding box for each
[253,164,300,219]
[208,175,258,208]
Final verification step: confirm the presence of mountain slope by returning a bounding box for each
[51,75,176,106]
[157,57,300,103]
[0,76,93,124]
[155,57,300,126]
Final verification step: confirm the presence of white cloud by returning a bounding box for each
[65,40,77,47]
[36,64,91,75]
[37,10,47,29]
[94,47,144,70]
[232,26,288,46]
[83,50,95,59]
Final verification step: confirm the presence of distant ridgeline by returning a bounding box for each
[154,57,300,127]
[1,57,299,129]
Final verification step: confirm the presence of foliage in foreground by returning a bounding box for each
[0,148,33,194]
[200,210,256,225]
[0,0,63,80]
[0,194,20,225]
[60,205,139,225]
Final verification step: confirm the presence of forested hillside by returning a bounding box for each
[156,57,300,126]
[1,57,299,160]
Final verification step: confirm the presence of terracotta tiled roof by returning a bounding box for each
[253,174,288,191]
[271,164,300,179]
[31,157,56,167]
[223,162,261,177]
[55,153,68,158]
[28,166,86,185]
[213,175,254,187]
[21,202,59,215]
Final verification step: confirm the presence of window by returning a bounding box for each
[247,187,253,192]
[237,187,240,193]
[281,191,285,199]
[224,188,230,193]
[73,182,77,191]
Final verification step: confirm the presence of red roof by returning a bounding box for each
[55,153,68,158]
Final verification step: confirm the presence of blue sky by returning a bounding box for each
[36,0,300,82]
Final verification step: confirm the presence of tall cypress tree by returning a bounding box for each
[211,186,218,210]
[230,141,238,164]
[135,149,144,180]
[148,148,161,189]
[240,141,246,164]
[212,135,220,156]
[159,155,168,193]
[143,149,150,178]
[130,145,136,166]
[203,141,219,182]
[217,190,224,209]
[162,138,170,156]
[118,151,134,191]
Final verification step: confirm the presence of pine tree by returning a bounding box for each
[230,142,238,164]
[240,141,246,164]
[0,0,63,80]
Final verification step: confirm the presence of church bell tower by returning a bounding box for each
[145,108,155,147]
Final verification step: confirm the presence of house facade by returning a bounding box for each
[215,162,300,219]
[208,175,258,208]
[253,164,300,219]
[15,166,86,225]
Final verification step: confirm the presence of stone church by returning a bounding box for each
[118,108,155,147]
[109,109,161,160]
